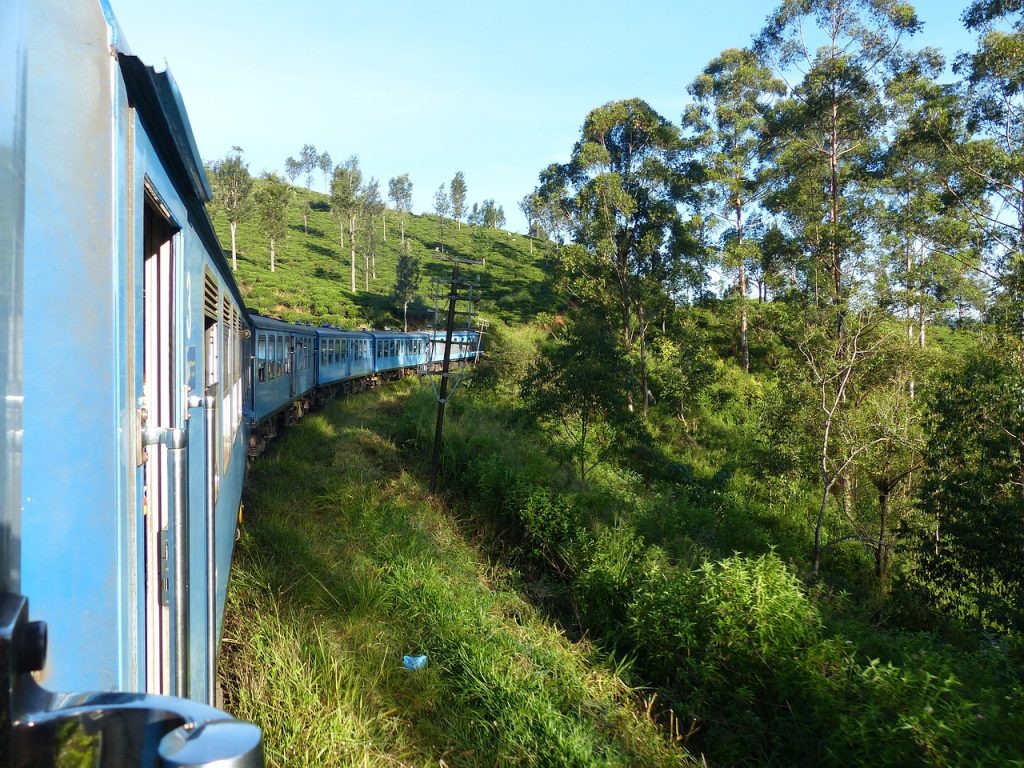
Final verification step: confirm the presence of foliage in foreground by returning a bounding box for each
[388,325,1024,767]
[219,382,696,768]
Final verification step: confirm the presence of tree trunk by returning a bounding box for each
[403,300,408,332]
[739,279,749,372]
[382,212,387,241]
[364,253,369,291]
[270,236,276,273]
[350,215,356,292]
[230,220,238,271]
[814,408,834,575]
[814,484,827,575]
[579,411,588,481]
[830,102,842,306]
[737,202,749,372]
[640,320,650,419]
[876,485,890,581]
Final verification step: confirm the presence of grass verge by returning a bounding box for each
[219,380,697,767]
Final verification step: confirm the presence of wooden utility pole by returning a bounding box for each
[428,256,482,492]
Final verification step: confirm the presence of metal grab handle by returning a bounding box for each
[141,425,190,700]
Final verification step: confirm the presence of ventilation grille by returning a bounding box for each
[204,271,218,319]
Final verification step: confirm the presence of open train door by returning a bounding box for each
[141,190,177,696]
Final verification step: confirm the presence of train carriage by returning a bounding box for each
[3,0,482,761]
[370,330,431,376]
[19,0,251,708]
[315,327,375,388]
[250,314,318,421]
[2,0,264,763]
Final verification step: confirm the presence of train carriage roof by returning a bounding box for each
[114,50,248,315]
[248,313,319,336]
[314,327,375,339]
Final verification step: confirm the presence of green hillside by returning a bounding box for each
[208,188,557,329]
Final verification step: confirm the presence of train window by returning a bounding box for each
[268,335,275,380]
[277,335,284,378]
[257,335,266,382]
[320,341,326,366]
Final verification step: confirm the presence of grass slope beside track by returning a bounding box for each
[219,380,697,768]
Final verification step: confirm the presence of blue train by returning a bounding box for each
[0,0,477,764]
[248,318,478,454]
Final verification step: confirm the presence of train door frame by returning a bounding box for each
[288,334,296,399]
[141,186,178,696]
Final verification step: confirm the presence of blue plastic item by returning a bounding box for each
[402,654,428,670]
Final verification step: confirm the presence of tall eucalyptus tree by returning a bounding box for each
[755,0,923,313]
[450,172,467,230]
[950,0,1024,329]
[544,99,696,415]
[685,48,786,371]
[331,156,363,292]
[388,174,414,244]
[255,172,290,273]
[208,146,254,271]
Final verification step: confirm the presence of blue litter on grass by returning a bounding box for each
[403,654,428,670]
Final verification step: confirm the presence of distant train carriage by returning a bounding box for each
[248,314,318,456]
[370,330,430,376]
[250,314,317,420]
[316,327,375,387]
[427,329,480,365]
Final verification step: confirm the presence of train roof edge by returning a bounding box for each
[100,0,247,315]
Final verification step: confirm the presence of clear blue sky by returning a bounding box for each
[109,0,977,233]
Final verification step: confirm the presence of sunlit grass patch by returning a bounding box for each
[220,382,694,767]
